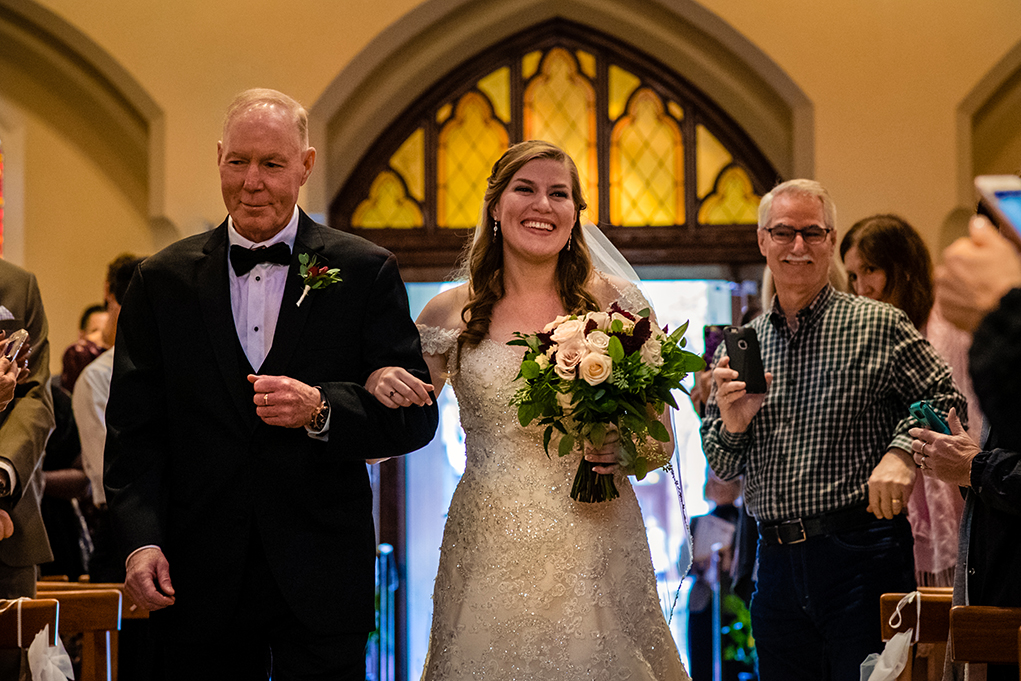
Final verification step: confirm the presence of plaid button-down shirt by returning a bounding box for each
[701,285,968,522]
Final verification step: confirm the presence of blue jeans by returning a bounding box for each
[751,515,915,681]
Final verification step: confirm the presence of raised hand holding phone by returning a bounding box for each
[2,329,28,360]
[936,213,1021,331]
[0,330,28,412]
[975,174,1021,241]
[722,326,767,393]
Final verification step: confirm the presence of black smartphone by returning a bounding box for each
[909,400,950,435]
[723,325,767,393]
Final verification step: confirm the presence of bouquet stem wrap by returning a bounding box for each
[572,458,619,503]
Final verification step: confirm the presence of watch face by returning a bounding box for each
[312,401,328,430]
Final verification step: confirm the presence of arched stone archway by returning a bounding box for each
[306,0,813,217]
[0,0,168,251]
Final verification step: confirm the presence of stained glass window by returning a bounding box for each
[610,89,683,226]
[523,48,597,220]
[437,93,509,228]
[333,21,778,277]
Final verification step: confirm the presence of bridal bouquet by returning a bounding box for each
[509,304,705,502]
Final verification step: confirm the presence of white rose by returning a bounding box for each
[554,339,586,380]
[611,312,635,332]
[579,352,613,386]
[585,330,611,355]
[586,311,611,331]
[639,338,664,367]
[543,314,572,333]
[551,318,586,345]
[535,354,550,370]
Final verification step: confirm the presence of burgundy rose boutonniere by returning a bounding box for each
[296,253,342,307]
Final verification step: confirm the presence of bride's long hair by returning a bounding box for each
[456,140,599,360]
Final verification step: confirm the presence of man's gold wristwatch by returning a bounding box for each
[308,387,330,431]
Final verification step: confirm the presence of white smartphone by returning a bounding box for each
[974,174,1021,238]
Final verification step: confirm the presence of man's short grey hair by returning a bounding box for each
[222,88,309,149]
[758,179,837,232]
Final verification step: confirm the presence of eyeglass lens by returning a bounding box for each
[770,227,829,243]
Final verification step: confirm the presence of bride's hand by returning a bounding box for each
[366,366,435,409]
[584,428,621,475]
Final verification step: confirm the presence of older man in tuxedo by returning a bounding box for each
[105,88,438,679]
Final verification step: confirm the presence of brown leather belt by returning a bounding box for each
[757,504,872,546]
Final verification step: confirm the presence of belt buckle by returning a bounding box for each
[777,518,807,545]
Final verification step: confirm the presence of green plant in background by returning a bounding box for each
[721,593,757,667]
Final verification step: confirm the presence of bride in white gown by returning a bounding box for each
[369,141,690,680]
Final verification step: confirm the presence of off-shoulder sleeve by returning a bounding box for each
[417,324,460,356]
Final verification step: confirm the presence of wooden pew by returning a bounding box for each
[949,605,1021,666]
[37,581,149,621]
[880,588,954,681]
[41,589,122,681]
[0,598,58,648]
[37,581,150,681]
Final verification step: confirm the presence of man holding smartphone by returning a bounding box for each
[700,179,967,681]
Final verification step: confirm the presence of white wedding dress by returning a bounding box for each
[417,289,690,681]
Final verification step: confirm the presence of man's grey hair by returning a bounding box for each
[222,88,309,149]
[758,179,837,232]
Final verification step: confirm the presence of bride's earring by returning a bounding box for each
[566,230,573,251]
[493,219,500,237]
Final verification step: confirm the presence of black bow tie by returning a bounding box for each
[229,243,291,276]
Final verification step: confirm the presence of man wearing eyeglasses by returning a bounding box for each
[700,179,967,681]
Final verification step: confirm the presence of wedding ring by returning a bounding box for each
[264,394,269,406]
[892,498,902,506]
[389,390,396,399]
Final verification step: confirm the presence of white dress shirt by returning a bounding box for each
[227,207,299,372]
[72,347,115,505]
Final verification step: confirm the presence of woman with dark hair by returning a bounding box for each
[369,140,689,679]
[841,214,983,586]
[840,214,934,329]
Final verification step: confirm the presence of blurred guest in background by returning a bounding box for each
[73,253,144,581]
[60,303,108,393]
[841,214,981,586]
[0,259,56,677]
[912,213,1021,681]
[687,471,752,681]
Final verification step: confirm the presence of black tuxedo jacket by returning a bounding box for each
[104,210,437,634]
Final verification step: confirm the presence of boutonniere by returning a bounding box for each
[296,253,342,307]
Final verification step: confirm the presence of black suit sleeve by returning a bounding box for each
[104,266,169,557]
[970,287,1021,451]
[318,254,438,458]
